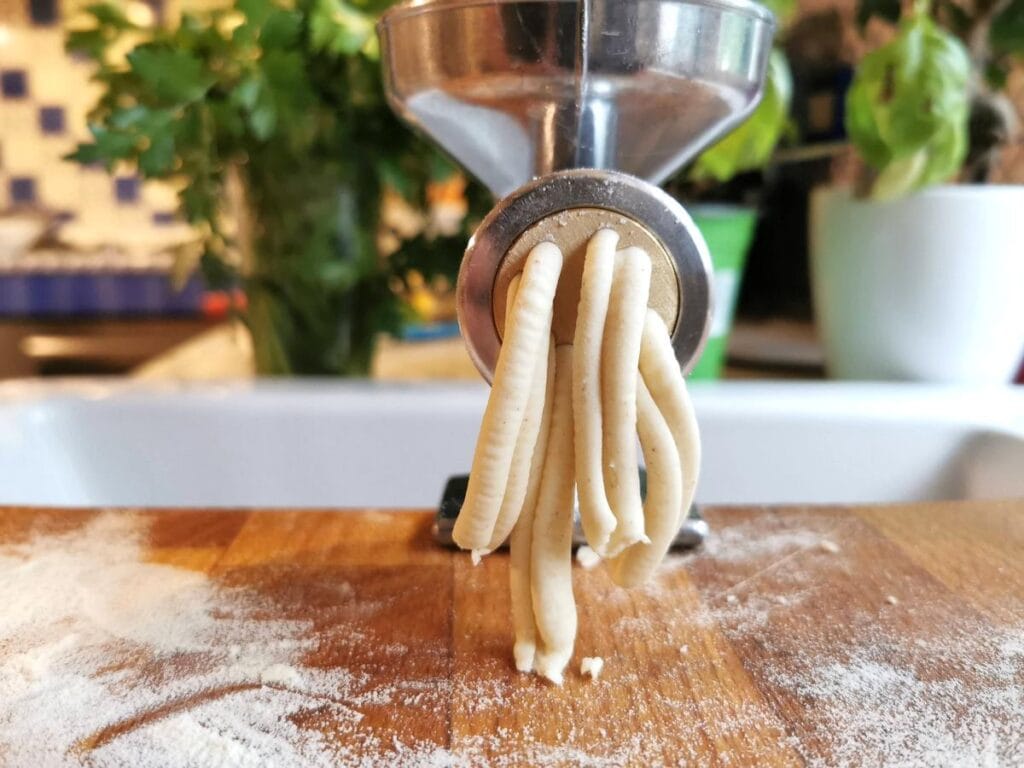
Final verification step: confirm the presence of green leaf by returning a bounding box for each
[759,0,797,27]
[109,105,151,129]
[66,3,139,61]
[261,49,309,100]
[870,148,927,200]
[316,258,361,290]
[139,129,175,176]
[231,75,277,139]
[85,123,139,160]
[82,2,137,29]
[261,8,302,48]
[232,76,263,111]
[65,143,110,168]
[351,0,399,13]
[180,182,217,224]
[208,100,247,140]
[103,106,178,174]
[692,49,792,182]
[236,0,275,29]
[990,0,1024,58]
[250,102,278,141]
[310,0,377,56]
[127,47,216,104]
[253,49,317,144]
[65,28,108,61]
[845,14,970,199]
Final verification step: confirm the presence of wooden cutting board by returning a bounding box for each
[1,501,1022,767]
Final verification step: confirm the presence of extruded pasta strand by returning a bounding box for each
[454,242,563,551]
[455,230,702,682]
[508,341,556,672]
[487,285,554,551]
[610,376,682,588]
[600,247,652,557]
[638,310,701,530]
[530,344,577,685]
[572,228,619,556]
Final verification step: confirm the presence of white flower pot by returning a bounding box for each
[810,185,1024,383]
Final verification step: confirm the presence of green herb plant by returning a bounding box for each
[690,0,796,184]
[67,0,486,375]
[847,0,1024,199]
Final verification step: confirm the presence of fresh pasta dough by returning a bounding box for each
[599,247,652,558]
[572,229,619,556]
[529,344,577,685]
[452,243,562,553]
[457,229,701,684]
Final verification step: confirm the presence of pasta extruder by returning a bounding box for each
[377,0,776,547]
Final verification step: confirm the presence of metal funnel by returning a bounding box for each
[379,0,775,198]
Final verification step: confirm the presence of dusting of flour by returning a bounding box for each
[2,510,1022,767]
[0,512,651,767]
[0,513,355,767]
[677,513,1024,768]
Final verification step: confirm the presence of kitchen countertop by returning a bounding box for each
[1,501,1022,766]
[129,319,830,381]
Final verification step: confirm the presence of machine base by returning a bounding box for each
[434,473,708,551]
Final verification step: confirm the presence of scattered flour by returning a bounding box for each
[3,510,1021,767]
[679,521,826,565]
[579,657,604,681]
[0,512,679,768]
[0,513,357,768]
[677,514,1024,768]
[770,630,1024,768]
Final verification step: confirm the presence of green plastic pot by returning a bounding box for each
[687,205,758,380]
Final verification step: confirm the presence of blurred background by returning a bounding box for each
[0,0,1022,383]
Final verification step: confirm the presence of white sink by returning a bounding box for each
[1,379,1022,508]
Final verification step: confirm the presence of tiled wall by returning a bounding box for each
[0,0,194,256]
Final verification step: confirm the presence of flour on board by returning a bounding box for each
[2,511,1022,767]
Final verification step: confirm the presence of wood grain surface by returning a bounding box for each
[1,501,1022,767]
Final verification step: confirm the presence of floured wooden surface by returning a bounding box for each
[0,502,1022,767]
